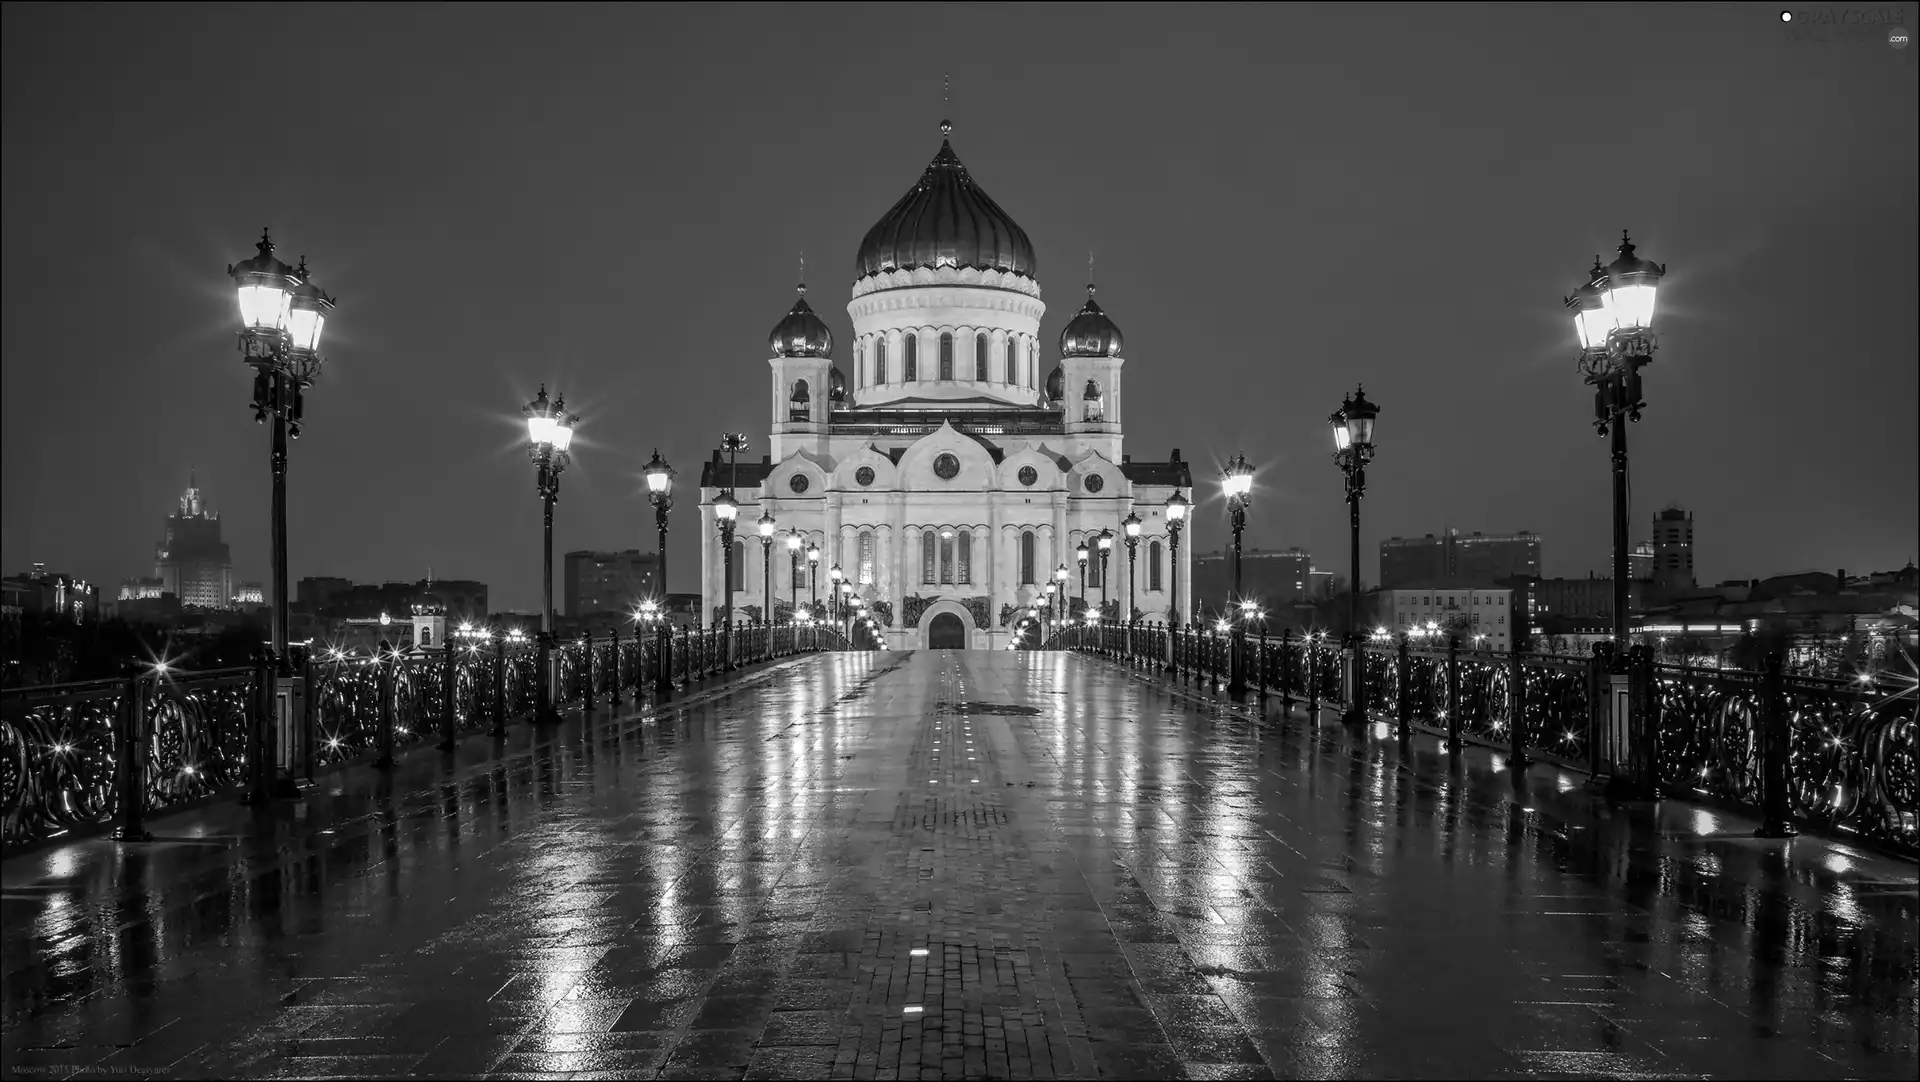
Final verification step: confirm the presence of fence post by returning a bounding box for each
[1627,644,1658,798]
[609,628,623,708]
[245,647,278,805]
[490,640,507,738]
[582,634,595,712]
[1278,629,1295,716]
[301,648,317,780]
[1446,636,1461,752]
[1507,638,1526,768]
[112,660,152,842]
[1396,634,1413,745]
[375,640,396,769]
[438,644,457,752]
[1307,639,1321,719]
[1256,629,1269,710]
[1755,651,1797,838]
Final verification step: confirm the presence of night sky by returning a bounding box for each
[3,4,1915,611]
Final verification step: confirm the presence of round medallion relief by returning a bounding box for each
[1018,465,1038,487]
[855,466,875,487]
[789,474,810,494]
[1084,473,1105,494]
[933,453,961,480]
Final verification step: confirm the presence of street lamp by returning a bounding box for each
[757,511,776,627]
[1568,232,1665,800]
[524,385,578,725]
[228,231,335,804]
[786,532,802,622]
[643,449,676,697]
[1054,565,1070,626]
[806,541,821,617]
[1164,491,1188,629]
[1221,452,1254,694]
[1569,233,1665,658]
[829,564,844,626]
[1330,386,1379,724]
[717,434,748,668]
[1076,541,1090,616]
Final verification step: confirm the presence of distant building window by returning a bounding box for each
[1020,531,1036,585]
[940,333,954,380]
[975,335,989,381]
[858,531,874,586]
[905,335,918,380]
[939,533,955,584]
[958,531,971,585]
[1005,335,1017,383]
[876,339,888,383]
[1149,541,1163,591]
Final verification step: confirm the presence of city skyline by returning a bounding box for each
[3,6,1914,613]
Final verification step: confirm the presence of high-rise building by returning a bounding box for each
[1190,547,1313,618]
[565,550,660,619]
[1629,541,1654,582]
[154,471,232,609]
[1383,586,1518,652]
[1651,506,1695,594]
[1379,529,1541,589]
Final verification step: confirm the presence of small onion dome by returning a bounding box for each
[1059,284,1122,358]
[1045,364,1065,402]
[855,123,1036,282]
[411,597,445,616]
[829,365,847,401]
[769,285,833,357]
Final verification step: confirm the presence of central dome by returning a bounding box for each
[854,127,1037,284]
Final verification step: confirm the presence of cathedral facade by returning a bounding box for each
[698,125,1192,650]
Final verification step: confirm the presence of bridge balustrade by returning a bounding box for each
[0,620,842,851]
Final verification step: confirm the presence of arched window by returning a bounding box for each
[856,344,864,389]
[904,334,918,381]
[790,378,810,421]
[975,335,988,381]
[939,333,953,380]
[922,532,936,584]
[858,531,874,586]
[731,540,746,588]
[420,627,433,647]
[1020,531,1036,585]
[1150,541,1163,591]
[1004,335,1017,383]
[1083,379,1103,422]
[957,531,971,584]
[876,339,888,383]
[939,532,955,584]
[1026,342,1035,389]
[1089,542,1104,588]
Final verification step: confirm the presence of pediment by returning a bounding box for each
[765,449,832,497]
[831,443,900,491]
[895,421,1001,487]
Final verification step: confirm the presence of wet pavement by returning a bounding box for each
[2,649,1915,1081]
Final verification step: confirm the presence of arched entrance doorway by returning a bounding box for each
[927,612,966,649]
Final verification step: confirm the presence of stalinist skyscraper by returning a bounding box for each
[154,470,234,609]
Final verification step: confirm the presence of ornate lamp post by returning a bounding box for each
[643,449,676,696]
[1076,541,1090,616]
[1164,491,1189,629]
[785,533,802,621]
[840,580,855,640]
[1123,513,1143,626]
[524,386,578,724]
[1568,232,1665,800]
[228,232,334,664]
[1054,565,1070,626]
[1044,581,1058,640]
[1096,531,1114,619]
[714,491,739,669]
[806,541,821,618]
[1330,387,1379,724]
[1221,453,1254,694]
[757,511,776,627]
[829,564,844,627]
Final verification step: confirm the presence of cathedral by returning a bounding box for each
[698,122,1193,650]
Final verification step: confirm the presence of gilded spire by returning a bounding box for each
[940,73,952,137]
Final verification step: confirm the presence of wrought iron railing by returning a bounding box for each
[1051,622,1915,855]
[0,620,843,850]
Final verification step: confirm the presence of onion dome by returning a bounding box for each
[1045,365,1064,402]
[770,284,833,357]
[854,121,1036,283]
[828,365,846,401]
[1059,284,1122,358]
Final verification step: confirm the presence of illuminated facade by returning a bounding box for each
[153,471,233,610]
[1384,587,1517,652]
[699,123,1192,649]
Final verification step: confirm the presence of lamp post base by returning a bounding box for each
[1340,706,1367,727]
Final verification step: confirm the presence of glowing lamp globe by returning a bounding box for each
[1603,232,1663,333]
[1565,259,1611,350]
[1076,542,1090,563]
[229,231,295,334]
[1164,491,1189,522]
[1342,388,1378,449]
[1055,565,1069,583]
[713,493,739,523]
[1123,513,1142,538]
[786,532,801,551]
[1097,531,1113,552]
[758,511,776,539]
[1221,453,1254,502]
[1329,409,1352,452]
[643,449,676,498]
[285,265,335,354]
[806,542,820,564]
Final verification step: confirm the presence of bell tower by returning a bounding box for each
[767,275,834,461]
